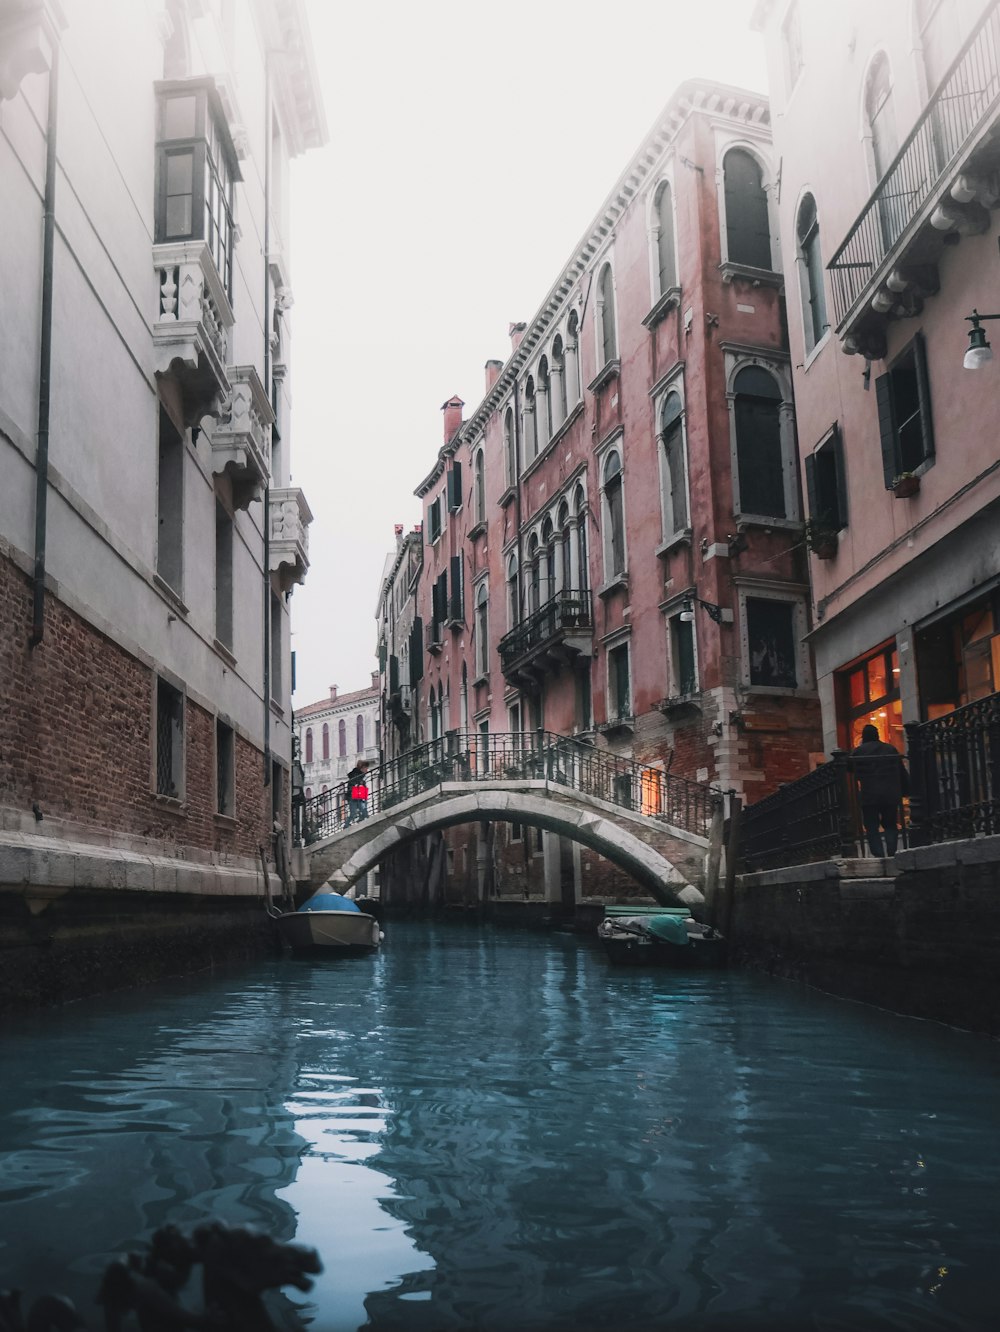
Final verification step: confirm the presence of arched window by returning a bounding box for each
[796,193,827,353]
[356,713,365,752]
[460,661,469,731]
[475,582,490,678]
[660,392,688,537]
[507,553,519,628]
[551,336,568,429]
[474,448,485,525]
[602,452,626,577]
[654,180,677,296]
[557,501,571,591]
[541,515,555,604]
[723,148,772,270]
[527,534,540,614]
[597,264,617,365]
[734,366,786,519]
[321,722,329,761]
[537,357,551,452]
[865,53,898,184]
[574,484,589,591]
[338,718,347,757]
[305,727,313,763]
[523,377,537,464]
[503,408,516,487]
[566,311,581,405]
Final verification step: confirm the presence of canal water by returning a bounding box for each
[0,922,997,1331]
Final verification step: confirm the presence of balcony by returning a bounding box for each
[828,2,1000,357]
[498,589,593,685]
[153,240,234,424]
[210,365,273,509]
[269,487,312,591]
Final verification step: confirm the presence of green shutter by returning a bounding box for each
[874,370,899,487]
[449,555,462,621]
[913,331,935,464]
[804,452,819,521]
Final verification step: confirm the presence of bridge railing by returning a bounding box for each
[296,731,720,845]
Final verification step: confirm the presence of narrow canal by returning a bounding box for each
[1,922,997,1330]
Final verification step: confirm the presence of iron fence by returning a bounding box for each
[296,729,719,846]
[906,694,1000,842]
[828,1,1000,326]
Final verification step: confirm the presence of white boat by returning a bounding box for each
[273,891,382,955]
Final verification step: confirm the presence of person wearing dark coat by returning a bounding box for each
[852,723,909,856]
[345,760,370,825]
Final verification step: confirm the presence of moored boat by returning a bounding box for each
[273,891,382,956]
[597,906,725,968]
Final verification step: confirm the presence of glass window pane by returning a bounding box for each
[166,152,193,194]
[849,668,866,707]
[166,194,192,235]
[868,653,887,701]
[747,598,797,688]
[163,95,197,140]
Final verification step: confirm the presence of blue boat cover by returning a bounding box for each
[645,914,690,946]
[297,892,362,914]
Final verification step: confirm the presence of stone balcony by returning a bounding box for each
[828,3,1000,358]
[269,487,312,591]
[210,364,273,509]
[152,240,234,425]
[498,589,593,687]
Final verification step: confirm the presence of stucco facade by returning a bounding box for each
[296,676,381,805]
[753,0,1000,754]
[0,0,325,910]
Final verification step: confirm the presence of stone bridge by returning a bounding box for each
[301,778,719,911]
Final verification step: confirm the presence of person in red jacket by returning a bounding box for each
[345,760,370,825]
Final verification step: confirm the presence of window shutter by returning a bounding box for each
[448,462,463,512]
[914,331,935,463]
[874,371,898,487]
[409,619,423,683]
[832,424,849,528]
[436,571,448,629]
[389,654,399,693]
[449,555,462,621]
[804,453,819,521]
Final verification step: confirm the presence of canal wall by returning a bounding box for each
[0,822,278,1011]
[728,837,1000,1036]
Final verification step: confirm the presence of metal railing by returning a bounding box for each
[828,1,1000,326]
[498,589,593,673]
[906,694,1000,842]
[296,729,719,846]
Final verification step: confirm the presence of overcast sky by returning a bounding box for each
[288,0,768,709]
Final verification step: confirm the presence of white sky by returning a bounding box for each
[288,0,768,709]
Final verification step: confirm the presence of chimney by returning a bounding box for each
[508,321,527,351]
[371,670,379,690]
[394,523,404,543]
[329,685,338,702]
[485,359,503,392]
[441,395,464,443]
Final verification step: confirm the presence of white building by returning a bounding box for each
[296,676,381,807]
[0,0,326,1003]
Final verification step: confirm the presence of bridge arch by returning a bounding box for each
[306,784,709,910]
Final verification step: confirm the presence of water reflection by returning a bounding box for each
[0,926,998,1331]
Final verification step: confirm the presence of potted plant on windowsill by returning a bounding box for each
[892,472,920,499]
[804,518,839,560]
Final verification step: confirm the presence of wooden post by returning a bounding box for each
[703,796,726,927]
[721,793,742,941]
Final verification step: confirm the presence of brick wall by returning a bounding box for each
[1,552,274,859]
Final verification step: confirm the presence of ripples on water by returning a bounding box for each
[0,921,998,1330]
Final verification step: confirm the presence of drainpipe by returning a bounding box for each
[29,44,60,648]
[262,53,272,783]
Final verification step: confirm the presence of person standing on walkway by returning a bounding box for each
[852,724,909,856]
[345,760,370,825]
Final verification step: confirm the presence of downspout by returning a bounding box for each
[29,44,60,648]
[262,52,272,782]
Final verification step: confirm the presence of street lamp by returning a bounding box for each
[680,594,729,624]
[963,309,1000,369]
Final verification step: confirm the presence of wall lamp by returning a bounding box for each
[680,595,732,625]
[963,309,1000,369]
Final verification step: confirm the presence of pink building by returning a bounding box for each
[384,79,826,905]
[752,0,1000,755]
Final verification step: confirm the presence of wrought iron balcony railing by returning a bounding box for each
[498,589,592,676]
[296,729,719,846]
[828,2,1000,331]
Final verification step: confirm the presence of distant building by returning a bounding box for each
[380,77,824,906]
[751,0,1000,752]
[0,0,326,999]
[376,523,424,762]
[296,676,381,810]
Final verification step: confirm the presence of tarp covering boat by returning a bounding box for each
[644,914,691,946]
[297,893,362,914]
